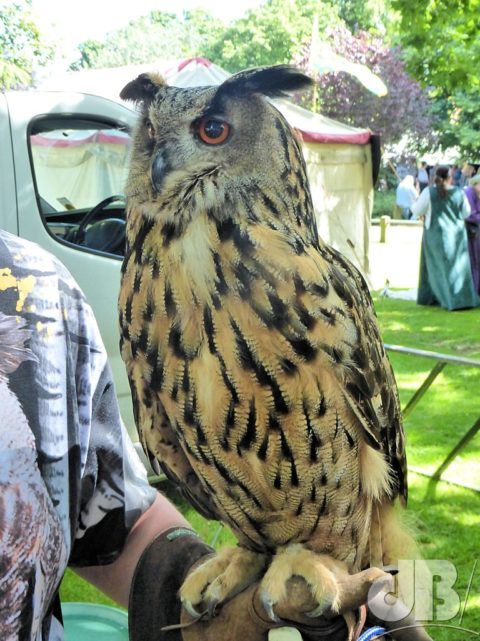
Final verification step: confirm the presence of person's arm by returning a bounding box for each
[408,186,418,206]
[75,492,189,607]
[410,187,430,223]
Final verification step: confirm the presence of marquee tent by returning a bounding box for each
[37,57,378,274]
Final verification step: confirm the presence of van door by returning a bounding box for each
[0,94,19,234]
[8,91,144,459]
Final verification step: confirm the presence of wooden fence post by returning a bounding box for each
[380,215,390,243]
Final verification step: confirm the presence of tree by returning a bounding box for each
[0,0,53,89]
[299,25,435,150]
[204,0,342,72]
[431,89,480,159]
[391,0,480,155]
[391,0,479,94]
[71,40,106,71]
[71,10,224,70]
[325,0,394,34]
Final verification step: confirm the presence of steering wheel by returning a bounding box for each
[71,194,125,245]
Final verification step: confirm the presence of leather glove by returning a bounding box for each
[128,527,433,641]
[180,569,389,641]
[179,568,435,641]
[129,527,213,641]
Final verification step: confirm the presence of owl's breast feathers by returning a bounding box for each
[119,189,406,564]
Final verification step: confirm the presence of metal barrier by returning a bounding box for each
[385,344,480,491]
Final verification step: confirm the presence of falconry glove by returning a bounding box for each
[128,527,432,641]
[129,527,351,641]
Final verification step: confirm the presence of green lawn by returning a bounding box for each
[406,473,479,641]
[373,295,480,490]
[372,296,480,640]
[61,296,480,640]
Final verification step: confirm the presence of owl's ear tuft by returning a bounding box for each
[120,73,166,105]
[215,65,314,101]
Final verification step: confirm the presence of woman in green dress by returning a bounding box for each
[411,166,479,310]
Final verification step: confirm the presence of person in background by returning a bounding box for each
[462,163,475,188]
[411,166,479,310]
[417,162,429,192]
[452,164,463,187]
[396,174,418,219]
[464,174,480,294]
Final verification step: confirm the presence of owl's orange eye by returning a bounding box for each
[197,118,230,145]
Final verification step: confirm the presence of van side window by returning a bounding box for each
[29,118,131,257]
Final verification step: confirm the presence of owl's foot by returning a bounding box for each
[180,545,267,619]
[259,544,349,621]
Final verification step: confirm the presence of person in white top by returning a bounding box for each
[395,175,418,219]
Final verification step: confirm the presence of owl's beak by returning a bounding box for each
[151,150,170,193]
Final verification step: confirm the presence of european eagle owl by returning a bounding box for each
[119,66,411,619]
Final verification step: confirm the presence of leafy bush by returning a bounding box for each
[372,189,396,219]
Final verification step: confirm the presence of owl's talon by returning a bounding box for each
[207,598,219,619]
[180,546,267,621]
[260,592,282,623]
[305,604,328,618]
[181,599,207,621]
[259,545,344,623]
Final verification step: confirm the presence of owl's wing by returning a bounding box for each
[322,248,407,504]
[129,378,221,520]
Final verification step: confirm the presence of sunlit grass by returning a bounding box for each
[373,295,480,490]
[407,474,480,641]
[60,570,117,607]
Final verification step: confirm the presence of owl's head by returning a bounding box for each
[121,66,313,217]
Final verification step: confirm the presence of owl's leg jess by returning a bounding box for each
[180,545,267,618]
[259,544,348,621]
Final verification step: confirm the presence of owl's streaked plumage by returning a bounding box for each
[119,66,410,616]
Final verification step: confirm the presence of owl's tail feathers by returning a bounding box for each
[368,500,419,570]
[365,503,432,640]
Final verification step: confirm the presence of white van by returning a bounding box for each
[0,91,148,463]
